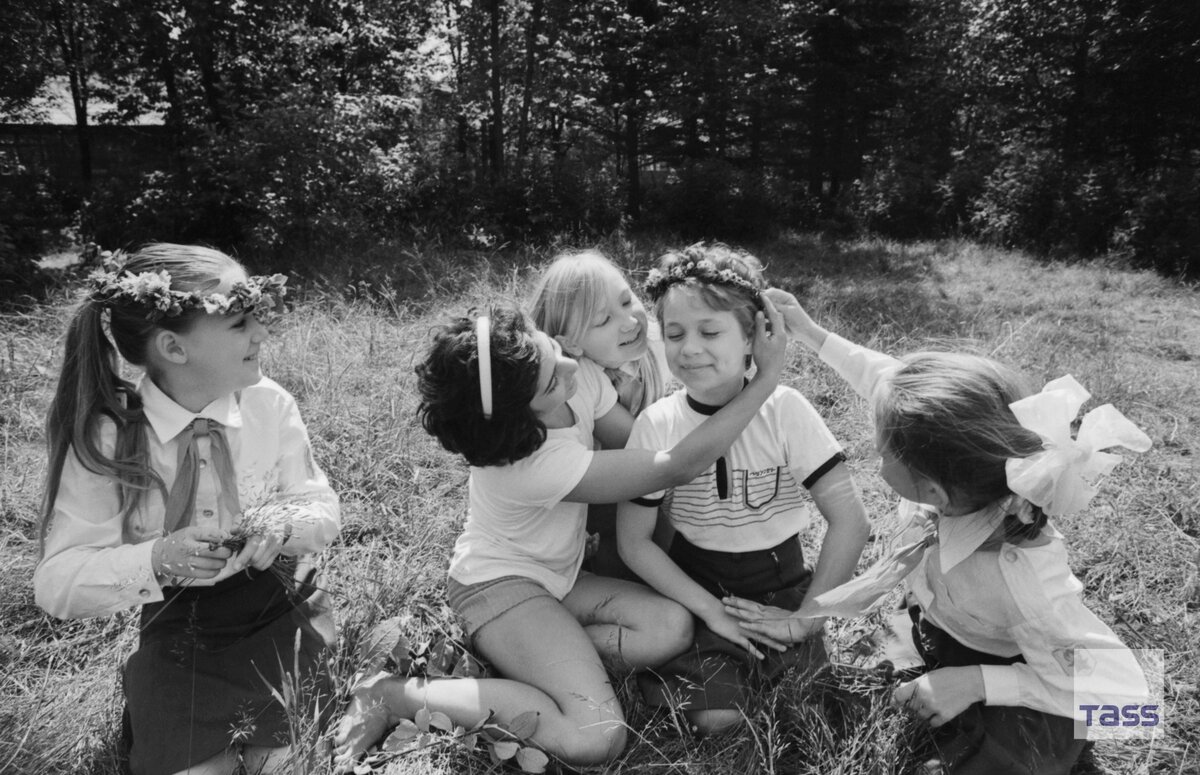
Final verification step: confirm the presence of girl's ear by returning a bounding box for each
[152,329,189,365]
[554,334,583,357]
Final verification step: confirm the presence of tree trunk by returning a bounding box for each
[515,0,542,171]
[50,0,91,191]
[488,0,505,178]
[185,0,226,127]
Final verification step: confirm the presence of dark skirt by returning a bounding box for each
[124,564,332,775]
[640,533,827,712]
[909,607,1086,775]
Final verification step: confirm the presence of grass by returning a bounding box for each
[2,233,1198,774]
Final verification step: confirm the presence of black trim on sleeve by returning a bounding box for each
[802,451,847,489]
[631,496,663,507]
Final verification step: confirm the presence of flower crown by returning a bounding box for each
[644,258,763,307]
[87,252,288,322]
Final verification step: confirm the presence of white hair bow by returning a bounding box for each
[1006,375,1152,516]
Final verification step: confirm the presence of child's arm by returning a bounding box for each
[895,550,1150,726]
[764,288,902,402]
[564,299,788,504]
[592,401,635,451]
[787,463,871,640]
[230,384,340,571]
[33,431,232,619]
[616,500,785,659]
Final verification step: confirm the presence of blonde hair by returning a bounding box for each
[877,351,1049,537]
[529,250,666,415]
[40,244,244,551]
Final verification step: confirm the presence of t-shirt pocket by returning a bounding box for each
[742,467,781,509]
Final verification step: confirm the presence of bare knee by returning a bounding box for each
[658,601,694,655]
[559,723,628,765]
[686,708,743,736]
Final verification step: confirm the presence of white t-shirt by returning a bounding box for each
[448,361,618,599]
[626,385,843,553]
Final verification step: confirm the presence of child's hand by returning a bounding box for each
[153,525,234,580]
[893,666,985,727]
[703,607,788,660]
[230,521,292,572]
[751,293,789,381]
[762,288,826,351]
[722,595,823,645]
[762,288,806,335]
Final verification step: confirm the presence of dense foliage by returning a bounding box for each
[4,0,1199,277]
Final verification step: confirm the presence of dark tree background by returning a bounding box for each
[2,0,1198,281]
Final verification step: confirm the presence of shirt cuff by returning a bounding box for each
[131,539,167,600]
[979,664,1022,706]
[817,331,859,370]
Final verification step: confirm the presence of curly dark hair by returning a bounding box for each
[415,307,547,467]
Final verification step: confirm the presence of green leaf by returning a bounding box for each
[491,740,519,760]
[428,711,453,732]
[381,719,421,752]
[458,732,479,751]
[507,710,539,739]
[354,616,411,671]
[516,746,550,773]
[414,707,431,732]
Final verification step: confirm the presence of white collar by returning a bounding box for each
[138,376,243,444]
[935,499,1008,573]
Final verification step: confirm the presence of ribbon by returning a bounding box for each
[791,511,938,619]
[1006,375,1152,516]
[163,418,242,532]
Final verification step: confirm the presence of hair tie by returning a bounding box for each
[1005,375,1151,516]
[476,316,493,420]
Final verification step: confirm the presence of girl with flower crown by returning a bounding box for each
[616,243,872,735]
[333,301,789,770]
[725,290,1152,774]
[529,249,673,580]
[33,244,340,775]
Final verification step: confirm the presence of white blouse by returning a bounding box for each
[34,376,340,619]
[819,332,1147,718]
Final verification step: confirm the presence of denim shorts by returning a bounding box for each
[446,575,554,641]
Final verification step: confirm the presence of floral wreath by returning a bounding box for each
[644,258,763,307]
[87,251,288,322]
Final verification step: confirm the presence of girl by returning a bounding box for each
[529,249,673,579]
[33,244,341,775]
[334,300,787,770]
[726,290,1151,774]
[616,244,871,735]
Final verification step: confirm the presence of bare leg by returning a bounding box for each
[562,574,693,669]
[334,596,628,771]
[242,744,289,774]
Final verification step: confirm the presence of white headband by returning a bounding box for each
[476,316,493,420]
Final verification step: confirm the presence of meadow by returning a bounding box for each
[1,234,1197,774]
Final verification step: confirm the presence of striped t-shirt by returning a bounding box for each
[627,385,845,552]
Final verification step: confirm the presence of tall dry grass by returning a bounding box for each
[1,235,1197,774]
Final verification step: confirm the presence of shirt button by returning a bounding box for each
[1004,549,1019,562]
[139,589,151,597]
[199,459,208,468]
[203,509,215,517]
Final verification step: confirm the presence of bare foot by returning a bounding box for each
[332,671,403,773]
